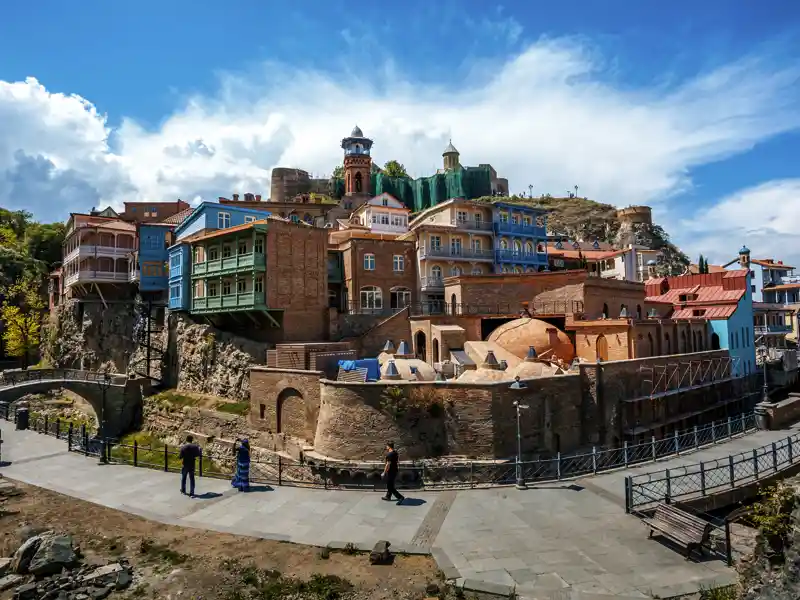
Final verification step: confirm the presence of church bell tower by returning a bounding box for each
[341,125,373,208]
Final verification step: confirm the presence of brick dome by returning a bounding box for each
[487,318,575,364]
[508,360,564,380]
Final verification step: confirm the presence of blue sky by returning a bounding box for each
[1,0,799,265]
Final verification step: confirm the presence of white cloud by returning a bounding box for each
[675,179,800,267]
[0,38,799,229]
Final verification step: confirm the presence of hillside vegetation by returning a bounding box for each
[474,194,689,276]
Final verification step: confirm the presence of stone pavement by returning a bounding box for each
[5,420,788,599]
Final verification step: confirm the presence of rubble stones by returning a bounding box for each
[0,557,12,576]
[369,540,391,565]
[0,574,24,591]
[11,535,43,574]
[28,534,78,576]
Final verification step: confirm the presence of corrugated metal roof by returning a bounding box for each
[671,305,737,319]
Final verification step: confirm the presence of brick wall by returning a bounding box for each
[248,367,323,441]
[358,308,412,356]
[340,237,417,310]
[582,279,647,319]
[312,375,584,460]
[410,316,483,363]
[447,271,588,311]
[309,350,358,378]
[266,220,328,341]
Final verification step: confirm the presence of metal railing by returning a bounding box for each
[626,425,798,513]
[754,325,793,335]
[0,368,128,387]
[450,218,493,231]
[420,246,494,260]
[1,401,760,491]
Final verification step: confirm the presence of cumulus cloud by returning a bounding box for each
[676,179,800,268]
[0,38,799,229]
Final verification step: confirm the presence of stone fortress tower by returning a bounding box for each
[442,140,460,171]
[615,205,653,248]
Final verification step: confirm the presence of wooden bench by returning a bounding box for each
[642,503,712,559]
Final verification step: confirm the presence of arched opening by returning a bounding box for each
[647,333,654,357]
[433,339,440,364]
[450,266,462,277]
[711,332,721,350]
[276,387,306,439]
[681,331,687,352]
[636,304,642,319]
[450,293,457,315]
[525,241,533,255]
[596,334,609,361]
[390,286,411,310]
[415,331,427,362]
[513,240,522,253]
[345,174,351,193]
[537,243,545,253]
[500,239,508,250]
[354,172,363,193]
[359,285,382,311]
[665,333,671,355]
[602,303,609,319]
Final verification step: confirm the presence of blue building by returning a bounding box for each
[134,223,173,294]
[491,202,548,273]
[168,202,270,311]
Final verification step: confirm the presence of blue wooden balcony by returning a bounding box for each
[494,249,548,265]
[493,220,547,238]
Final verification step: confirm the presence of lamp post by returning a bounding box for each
[98,372,112,465]
[509,376,528,490]
[761,345,770,403]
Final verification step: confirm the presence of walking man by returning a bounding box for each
[179,435,202,497]
[382,441,404,504]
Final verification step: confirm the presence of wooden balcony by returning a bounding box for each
[192,252,265,277]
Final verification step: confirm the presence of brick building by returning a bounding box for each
[328,229,417,313]
[120,200,190,223]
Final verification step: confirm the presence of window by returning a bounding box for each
[751,285,756,293]
[238,241,247,255]
[523,217,531,227]
[500,239,508,250]
[209,247,219,261]
[692,309,706,317]
[430,235,441,249]
[474,213,482,225]
[393,255,404,272]
[209,282,218,297]
[514,267,523,274]
[500,213,509,223]
[390,287,411,309]
[194,247,205,263]
[218,212,231,228]
[525,242,533,255]
[380,214,389,225]
[451,238,462,255]
[244,215,256,224]
[471,239,482,251]
[255,276,264,293]
[513,240,522,253]
[290,215,299,223]
[471,267,482,275]
[254,238,264,254]
[371,214,378,223]
[382,197,388,206]
[431,265,442,280]
[457,210,467,223]
[146,235,160,250]
[223,280,232,295]
[237,279,246,293]
[360,286,382,309]
[222,245,232,258]
[170,284,181,300]
[170,254,181,269]
[364,253,376,270]
[451,266,462,276]
[511,215,519,225]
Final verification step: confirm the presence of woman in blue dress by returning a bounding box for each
[231,438,251,492]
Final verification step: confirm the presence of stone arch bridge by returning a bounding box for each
[0,369,149,438]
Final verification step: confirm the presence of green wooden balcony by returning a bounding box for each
[192,252,265,277]
[191,291,267,313]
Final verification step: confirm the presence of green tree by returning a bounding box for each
[698,255,706,274]
[1,275,46,368]
[332,165,344,179]
[382,160,408,178]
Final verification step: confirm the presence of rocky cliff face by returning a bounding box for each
[43,300,137,373]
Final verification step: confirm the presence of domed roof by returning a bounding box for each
[379,358,436,381]
[351,125,364,137]
[487,318,575,364]
[457,367,513,383]
[739,245,750,254]
[443,139,459,155]
[508,360,563,380]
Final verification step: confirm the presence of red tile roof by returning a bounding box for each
[752,259,795,270]
[644,269,748,321]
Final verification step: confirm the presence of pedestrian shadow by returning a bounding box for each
[192,492,223,500]
[0,461,11,468]
[398,497,426,507]
[232,485,273,493]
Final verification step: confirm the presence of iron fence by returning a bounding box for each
[0,368,127,387]
[626,429,800,513]
[1,400,761,491]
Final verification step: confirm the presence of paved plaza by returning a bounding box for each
[4,420,793,599]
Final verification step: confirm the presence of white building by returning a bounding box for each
[349,193,410,235]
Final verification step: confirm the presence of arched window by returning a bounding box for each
[354,172,363,193]
[537,243,545,253]
[665,333,671,354]
[359,286,382,310]
[596,334,609,361]
[647,333,654,356]
[602,303,608,318]
[514,266,523,273]
[346,174,351,193]
[390,286,411,309]
[636,304,642,319]
[525,241,533,255]
[451,266,462,276]
[711,332,720,350]
[500,239,508,250]
[526,267,535,273]
[513,240,522,253]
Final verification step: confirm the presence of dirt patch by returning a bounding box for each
[0,481,443,600]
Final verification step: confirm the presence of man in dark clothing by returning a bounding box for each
[382,442,404,504]
[179,435,202,496]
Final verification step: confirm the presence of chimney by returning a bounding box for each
[255,194,262,202]
[396,341,412,358]
[525,346,538,362]
[244,193,254,202]
[382,340,396,354]
[383,360,401,380]
[233,193,240,202]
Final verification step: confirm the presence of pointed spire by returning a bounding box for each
[396,340,412,358]
[443,139,459,155]
[481,350,502,370]
[525,346,538,362]
[383,360,401,380]
[382,339,396,354]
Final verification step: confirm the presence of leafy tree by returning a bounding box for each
[1,274,46,368]
[332,165,344,179]
[382,160,408,178]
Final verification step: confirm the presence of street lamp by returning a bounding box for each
[510,376,529,490]
[760,344,770,403]
[97,372,112,465]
